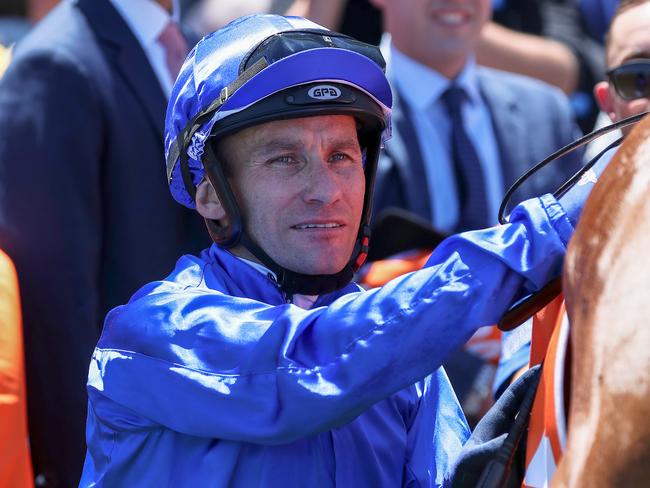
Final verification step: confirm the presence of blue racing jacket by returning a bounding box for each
[80,195,574,487]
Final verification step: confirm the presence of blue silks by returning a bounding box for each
[80,194,573,487]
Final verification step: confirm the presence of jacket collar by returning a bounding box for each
[205,245,361,307]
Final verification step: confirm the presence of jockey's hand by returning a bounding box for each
[445,365,541,488]
[557,147,615,227]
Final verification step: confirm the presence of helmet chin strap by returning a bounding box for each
[236,224,370,297]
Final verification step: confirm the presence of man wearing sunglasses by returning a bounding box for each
[595,0,650,133]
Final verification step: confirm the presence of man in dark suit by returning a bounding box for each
[0,0,208,485]
[368,0,583,425]
[370,0,583,234]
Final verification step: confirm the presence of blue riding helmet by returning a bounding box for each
[164,14,393,295]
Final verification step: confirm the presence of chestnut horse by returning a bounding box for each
[553,115,650,486]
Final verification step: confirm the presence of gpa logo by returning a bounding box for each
[308,85,341,100]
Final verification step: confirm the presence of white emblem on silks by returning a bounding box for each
[577,168,598,186]
[308,85,341,100]
[188,131,208,160]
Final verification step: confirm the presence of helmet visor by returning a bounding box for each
[242,28,386,74]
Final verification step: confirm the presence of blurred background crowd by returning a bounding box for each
[1,0,647,486]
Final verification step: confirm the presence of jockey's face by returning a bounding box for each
[196,115,365,276]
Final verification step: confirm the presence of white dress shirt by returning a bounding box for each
[386,43,504,232]
[109,0,178,97]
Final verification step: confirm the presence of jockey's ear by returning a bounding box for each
[196,179,227,222]
[594,81,615,121]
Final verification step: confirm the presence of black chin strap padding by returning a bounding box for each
[281,265,355,297]
[238,232,357,296]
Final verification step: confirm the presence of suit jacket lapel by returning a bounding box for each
[77,0,167,138]
[385,89,432,221]
[478,68,527,189]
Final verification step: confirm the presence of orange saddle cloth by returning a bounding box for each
[522,294,570,488]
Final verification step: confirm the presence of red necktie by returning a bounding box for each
[157,21,188,81]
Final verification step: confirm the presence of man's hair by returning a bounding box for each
[605,0,650,58]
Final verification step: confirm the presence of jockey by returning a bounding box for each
[80,14,590,487]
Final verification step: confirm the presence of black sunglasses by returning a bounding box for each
[606,58,650,101]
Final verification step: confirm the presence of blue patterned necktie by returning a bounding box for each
[442,84,489,231]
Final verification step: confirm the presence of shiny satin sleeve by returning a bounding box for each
[88,194,573,444]
[403,370,471,487]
